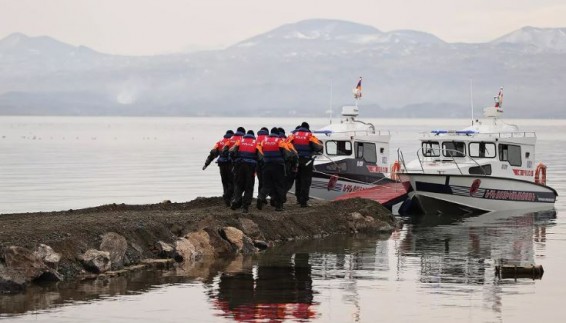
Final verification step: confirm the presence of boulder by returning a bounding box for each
[239,218,263,240]
[79,249,111,274]
[155,241,175,259]
[34,244,62,270]
[1,246,62,293]
[253,240,269,250]
[99,232,128,270]
[220,227,257,254]
[185,230,215,257]
[173,238,201,263]
[348,212,392,233]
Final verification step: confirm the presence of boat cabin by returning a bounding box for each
[404,107,538,181]
[314,106,391,173]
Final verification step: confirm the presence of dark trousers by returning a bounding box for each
[259,163,285,208]
[219,162,234,205]
[296,158,314,205]
[256,162,264,196]
[232,162,256,208]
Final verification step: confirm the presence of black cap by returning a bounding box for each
[237,127,246,133]
[278,127,285,135]
[246,130,255,136]
[301,122,310,130]
[260,127,269,132]
[270,127,279,134]
[226,130,234,135]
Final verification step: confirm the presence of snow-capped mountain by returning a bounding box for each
[0,19,565,117]
[492,26,566,53]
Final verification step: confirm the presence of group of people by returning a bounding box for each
[202,122,323,213]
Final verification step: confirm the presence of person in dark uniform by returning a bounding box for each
[229,130,259,213]
[203,130,235,207]
[289,122,323,207]
[255,127,269,197]
[222,126,246,203]
[257,127,290,211]
[277,127,298,204]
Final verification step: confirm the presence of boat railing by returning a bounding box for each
[397,148,418,173]
[313,129,391,137]
[421,131,536,139]
[412,148,488,175]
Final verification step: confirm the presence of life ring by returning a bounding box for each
[534,162,547,185]
[390,160,401,182]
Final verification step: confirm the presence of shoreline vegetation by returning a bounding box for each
[0,196,397,294]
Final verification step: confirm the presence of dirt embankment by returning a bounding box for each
[0,196,396,293]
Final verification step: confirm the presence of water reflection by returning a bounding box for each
[395,209,556,284]
[211,253,315,322]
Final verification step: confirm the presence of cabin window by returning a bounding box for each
[499,144,522,166]
[325,140,352,156]
[442,141,466,157]
[355,142,377,163]
[422,141,440,157]
[468,164,492,175]
[469,142,496,158]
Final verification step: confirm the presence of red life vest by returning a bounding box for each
[236,136,257,163]
[262,136,284,163]
[292,130,313,158]
[216,137,232,163]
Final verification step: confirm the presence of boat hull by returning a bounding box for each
[309,172,390,201]
[398,173,557,215]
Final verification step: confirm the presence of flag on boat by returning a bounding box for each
[353,77,362,99]
[494,87,504,109]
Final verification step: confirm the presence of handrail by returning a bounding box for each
[397,148,409,172]
[414,147,488,175]
[422,131,536,139]
[313,129,391,137]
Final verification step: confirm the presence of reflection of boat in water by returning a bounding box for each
[393,208,556,285]
[397,89,557,215]
[307,79,407,209]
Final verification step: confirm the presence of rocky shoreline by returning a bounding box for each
[0,196,397,294]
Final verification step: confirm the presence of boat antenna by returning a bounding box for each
[469,79,474,125]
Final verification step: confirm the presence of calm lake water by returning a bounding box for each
[1,116,566,322]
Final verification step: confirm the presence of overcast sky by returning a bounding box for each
[1,0,565,55]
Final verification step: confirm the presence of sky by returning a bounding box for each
[1,0,565,56]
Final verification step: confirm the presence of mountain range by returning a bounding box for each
[1,19,565,118]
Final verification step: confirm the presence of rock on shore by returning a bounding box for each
[0,196,396,293]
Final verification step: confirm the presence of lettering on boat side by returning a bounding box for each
[341,184,366,192]
[366,165,388,173]
[512,169,534,176]
[483,189,536,202]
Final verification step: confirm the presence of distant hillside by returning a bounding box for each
[0,19,565,118]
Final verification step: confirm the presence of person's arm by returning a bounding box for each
[310,135,323,154]
[202,144,220,170]
[229,141,241,160]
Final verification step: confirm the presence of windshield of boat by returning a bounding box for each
[355,142,377,163]
[422,141,440,157]
[325,140,352,156]
[499,144,522,166]
[469,142,496,158]
[443,141,466,157]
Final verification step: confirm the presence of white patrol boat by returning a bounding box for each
[397,93,557,215]
[309,105,398,202]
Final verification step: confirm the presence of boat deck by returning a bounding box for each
[334,182,409,209]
